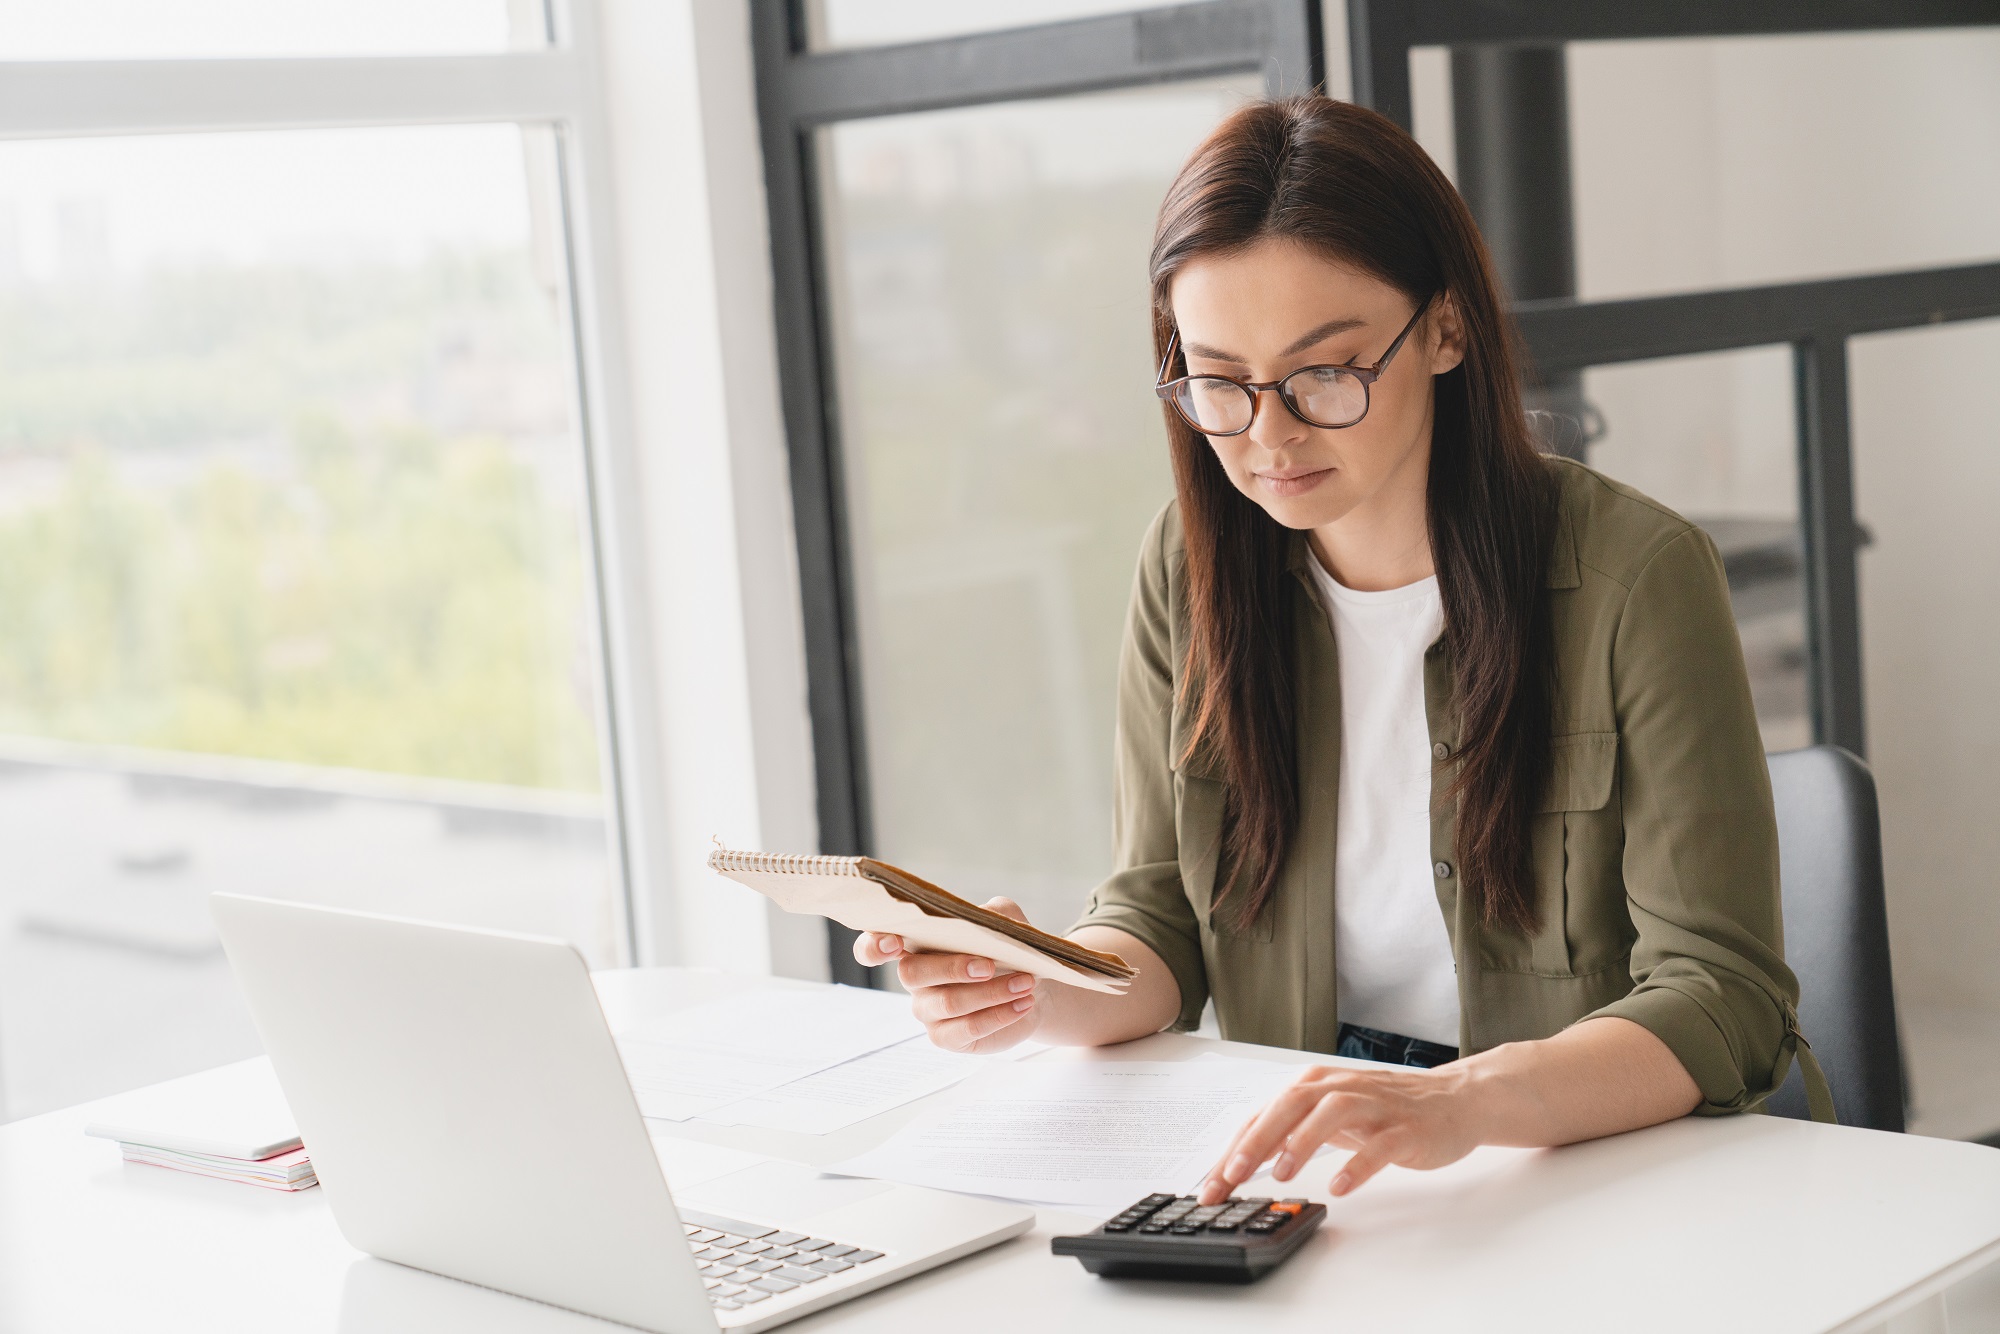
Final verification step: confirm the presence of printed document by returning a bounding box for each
[827,1054,1309,1209]
[702,1035,1044,1135]
[615,986,923,1121]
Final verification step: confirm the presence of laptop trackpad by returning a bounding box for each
[679,1159,892,1226]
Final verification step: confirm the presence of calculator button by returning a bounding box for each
[847,1250,884,1264]
[777,1266,829,1284]
[1270,1201,1306,1215]
[791,1238,834,1252]
[811,1259,854,1274]
[1170,1224,1201,1234]
[1139,1194,1176,1206]
[1103,1222,1134,1232]
[1138,1223,1171,1234]
[821,1243,858,1257]
[745,1259,785,1274]
[748,1278,798,1294]
[734,1289,772,1304]
[766,1232,806,1247]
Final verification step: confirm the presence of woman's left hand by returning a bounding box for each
[1197,1062,1484,1204]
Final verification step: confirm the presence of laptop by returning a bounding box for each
[210,893,1033,1333]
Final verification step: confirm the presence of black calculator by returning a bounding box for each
[1051,1193,1325,1282]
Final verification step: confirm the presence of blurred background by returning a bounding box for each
[2,2,1997,1158]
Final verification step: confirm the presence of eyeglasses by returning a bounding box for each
[1154,293,1435,436]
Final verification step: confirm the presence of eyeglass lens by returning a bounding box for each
[1171,366,1369,434]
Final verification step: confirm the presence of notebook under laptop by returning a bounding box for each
[210,893,1033,1333]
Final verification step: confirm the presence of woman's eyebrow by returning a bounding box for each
[1279,315,1367,357]
[1182,315,1369,365]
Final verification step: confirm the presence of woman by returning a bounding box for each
[857,95,1828,1202]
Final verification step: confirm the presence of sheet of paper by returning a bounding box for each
[645,1132,772,1191]
[826,1054,1308,1210]
[615,985,923,1121]
[698,1035,1046,1135]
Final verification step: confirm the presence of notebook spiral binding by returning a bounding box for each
[707,848,865,877]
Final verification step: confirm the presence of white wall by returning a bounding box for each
[595,0,825,980]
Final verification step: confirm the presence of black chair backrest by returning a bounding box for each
[1764,745,1905,1131]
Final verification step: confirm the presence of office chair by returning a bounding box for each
[1764,745,1906,1131]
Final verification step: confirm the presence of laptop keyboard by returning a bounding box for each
[680,1208,887,1312]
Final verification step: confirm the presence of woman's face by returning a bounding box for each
[1167,237,1462,533]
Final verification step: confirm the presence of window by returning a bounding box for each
[755,1,1322,977]
[0,6,655,1120]
[819,79,1260,927]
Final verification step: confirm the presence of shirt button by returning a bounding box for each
[1433,861,1453,880]
[1432,741,1451,760]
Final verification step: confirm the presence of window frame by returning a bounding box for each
[753,0,1326,984]
[0,0,671,968]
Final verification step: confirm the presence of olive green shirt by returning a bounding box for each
[1074,456,1811,1115]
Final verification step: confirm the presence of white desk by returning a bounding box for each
[6,967,2000,1334]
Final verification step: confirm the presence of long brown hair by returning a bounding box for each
[1152,95,1556,934]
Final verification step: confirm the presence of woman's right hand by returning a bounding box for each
[853,896,1043,1054]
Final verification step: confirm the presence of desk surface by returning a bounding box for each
[5,967,2000,1334]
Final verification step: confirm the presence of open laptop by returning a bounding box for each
[209,893,1033,1333]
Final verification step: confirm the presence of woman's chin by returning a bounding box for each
[1247,485,1357,532]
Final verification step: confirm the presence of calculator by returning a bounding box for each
[1051,1193,1326,1282]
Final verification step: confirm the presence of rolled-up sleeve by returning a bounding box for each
[1587,526,1801,1113]
[1070,506,1208,1031]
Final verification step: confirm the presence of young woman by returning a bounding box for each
[856,95,1827,1201]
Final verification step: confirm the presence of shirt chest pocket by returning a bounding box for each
[1522,732,1629,976]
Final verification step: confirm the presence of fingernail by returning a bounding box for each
[1273,1153,1295,1180]
[881,937,901,955]
[1225,1155,1250,1181]
[1012,997,1033,1012]
[1007,973,1034,993]
[1331,1172,1352,1196]
[967,960,993,980]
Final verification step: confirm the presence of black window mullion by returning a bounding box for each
[1795,337,1868,754]
[773,1,1319,125]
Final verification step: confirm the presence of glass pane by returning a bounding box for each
[1570,29,2000,299]
[1579,345,1808,751]
[0,0,531,60]
[820,78,1259,930]
[807,0,1156,50]
[0,125,616,1121]
[1851,318,2000,1140]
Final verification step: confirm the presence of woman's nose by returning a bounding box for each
[1244,386,1307,450]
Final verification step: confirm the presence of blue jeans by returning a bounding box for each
[1335,1022,1459,1069]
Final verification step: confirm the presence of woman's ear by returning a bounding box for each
[1427,292,1467,375]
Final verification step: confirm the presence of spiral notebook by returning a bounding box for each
[707,847,1135,993]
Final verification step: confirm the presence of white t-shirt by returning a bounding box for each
[1303,556,1461,1047]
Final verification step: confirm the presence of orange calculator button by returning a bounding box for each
[1269,1202,1305,1216]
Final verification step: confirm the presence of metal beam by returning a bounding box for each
[1512,261,2000,374]
[1450,44,1588,457]
[1388,0,2000,47]
[766,1,1314,124]
[1796,337,1868,754]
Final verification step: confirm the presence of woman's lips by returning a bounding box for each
[1256,467,1335,498]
